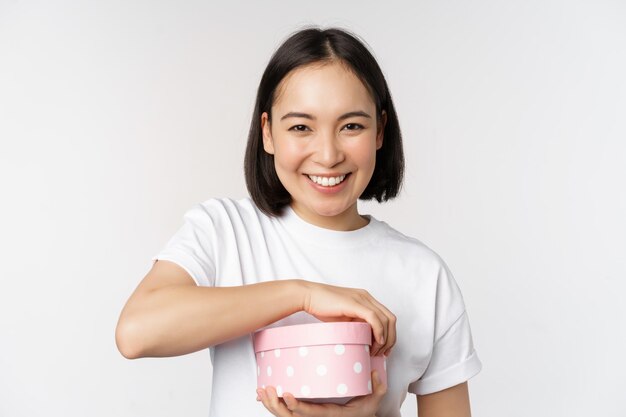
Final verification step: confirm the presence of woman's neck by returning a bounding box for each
[289,202,370,231]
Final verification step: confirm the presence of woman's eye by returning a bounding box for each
[289,125,309,132]
[344,123,364,131]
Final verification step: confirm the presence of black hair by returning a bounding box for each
[244,25,404,216]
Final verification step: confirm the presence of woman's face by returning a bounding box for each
[261,61,386,230]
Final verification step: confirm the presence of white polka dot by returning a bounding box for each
[301,385,311,396]
[364,345,370,353]
[274,348,281,357]
[267,366,272,376]
[367,380,372,393]
[261,351,265,358]
[353,362,362,373]
[316,364,327,376]
[262,384,266,389]
[286,366,294,377]
[257,365,260,376]
[299,346,308,357]
[337,383,348,395]
[276,385,283,396]
[334,344,345,355]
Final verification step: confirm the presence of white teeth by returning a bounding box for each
[307,174,347,187]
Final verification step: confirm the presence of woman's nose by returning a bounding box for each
[313,131,345,167]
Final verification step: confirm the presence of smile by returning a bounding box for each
[306,174,348,187]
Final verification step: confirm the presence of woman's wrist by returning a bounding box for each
[290,279,311,313]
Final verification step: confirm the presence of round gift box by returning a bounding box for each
[253,322,387,403]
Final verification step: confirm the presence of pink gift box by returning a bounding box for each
[253,322,387,404]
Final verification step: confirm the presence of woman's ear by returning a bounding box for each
[376,110,387,150]
[261,112,275,155]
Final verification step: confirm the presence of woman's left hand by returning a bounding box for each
[256,370,386,417]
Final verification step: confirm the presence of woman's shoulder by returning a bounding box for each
[194,196,255,213]
[373,218,447,267]
[183,196,267,226]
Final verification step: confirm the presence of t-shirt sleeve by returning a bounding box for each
[408,257,482,395]
[150,204,217,287]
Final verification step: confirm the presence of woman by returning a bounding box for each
[116,26,482,416]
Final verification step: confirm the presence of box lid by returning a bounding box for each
[253,321,372,352]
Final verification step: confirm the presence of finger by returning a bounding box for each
[358,299,388,356]
[359,295,394,355]
[258,387,292,417]
[283,392,334,416]
[380,311,396,357]
[364,298,396,357]
[267,386,292,416]
[341,371,387,415]
[337,302,386,355]
[282,393,297,412]
[371,370,387,398]
[353,296,387,348]
[283,393,312,414]
[316,302,383,340]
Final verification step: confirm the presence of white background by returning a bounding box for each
[1,1,625,416]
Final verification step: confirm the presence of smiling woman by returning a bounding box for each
[116,25,481,417]
[260,61,387,230]
[243,31,405,223]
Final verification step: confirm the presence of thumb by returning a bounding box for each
[371,370,387,398]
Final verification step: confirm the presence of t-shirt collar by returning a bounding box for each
[278,203,381,248]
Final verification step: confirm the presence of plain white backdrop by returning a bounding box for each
[1,1,625,416]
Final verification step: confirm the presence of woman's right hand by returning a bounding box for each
[299,281,396,357]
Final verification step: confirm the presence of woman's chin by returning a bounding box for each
[309,203,351,218]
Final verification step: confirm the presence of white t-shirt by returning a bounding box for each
[151,197,482,417]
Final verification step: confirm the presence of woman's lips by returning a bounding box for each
[304,173,351,194]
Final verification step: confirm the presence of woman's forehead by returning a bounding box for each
[273,62,375,115]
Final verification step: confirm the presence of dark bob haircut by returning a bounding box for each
[244,26,404,217]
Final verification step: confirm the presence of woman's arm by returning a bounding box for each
[115,260,304,358]
[115,260,395,359]
[416,382,472,417]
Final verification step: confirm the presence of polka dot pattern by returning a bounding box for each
[255,343,387,401]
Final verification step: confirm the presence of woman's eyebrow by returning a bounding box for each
[280,110,371,121]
